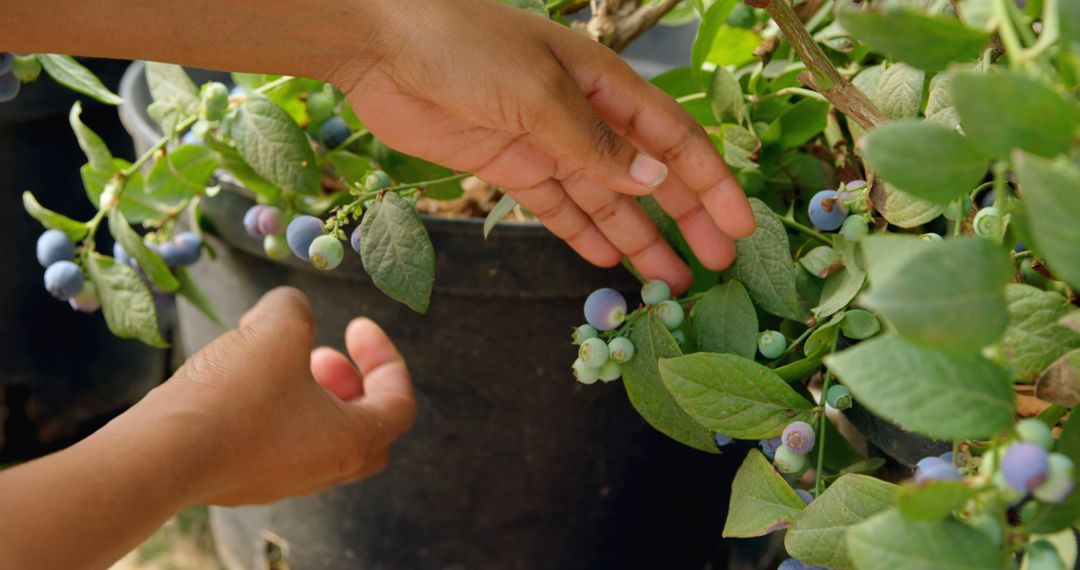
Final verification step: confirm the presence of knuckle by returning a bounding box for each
[591,119,623,158]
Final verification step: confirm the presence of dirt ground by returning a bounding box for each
[109,507,224,570]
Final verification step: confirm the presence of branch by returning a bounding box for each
[587,0,685,53]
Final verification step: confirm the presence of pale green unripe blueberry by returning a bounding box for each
[964,512,1002,548]
[597,359,622,383]
[672,330,687,344]
[200,82,230,122]
[306,91,336,125]
[572,359,600,385]
[1023,540,1065,570]
[919,232,944,242]
[1033,453,1075,504]
[656,300,685,330]
[839,215,869,241]
[578,337,609,368]
[572,324,598,346]
[608,337,635,364]
[365,170,393,191]
[264,235,291,260]
[308,235,344,270]
[774,444,807,474]
[974,207,1003,238]
[826,385,853,410]
[641,279,671,305]
[757,330,787,359]
[1017,419,1055,451]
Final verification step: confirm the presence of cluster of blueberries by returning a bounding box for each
[571,279,684,384]
[806,180,870,239]
[0,52,23,103]
[114,232,203,270]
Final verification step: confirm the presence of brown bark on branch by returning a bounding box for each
[586,0,684,53]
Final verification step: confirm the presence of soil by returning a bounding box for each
[416,176,532,221]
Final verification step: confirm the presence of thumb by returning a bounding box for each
[237,286,317,356]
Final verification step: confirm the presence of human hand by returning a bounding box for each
[333,0,756,294]
[145,287,416,505]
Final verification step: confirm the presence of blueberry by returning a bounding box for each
[36,230,75,268]
[641,279,671,305]
[350,225,363,255]
[1024,540,1064,570]
[914,461,961,484]
[795,489,814,505]
[0,53,13,75]
[826,385,852,410]
[68,282,100,313]
[671,330,687,344]
[919,232,944,242]
[774,444,807,474]
[777,559,807,570]
[656,299,685,330]
[155,241,185,267]
[229,85,246,98]
[1016,419,1055,451]
[583,288,627,331]
[572,358,600,385]
[713,432,734,448]
[256,206,283,236]
[113,242,133,267]
[808,190,847,231]
[365,170,393,191]
[846,180,868,191]
[306,91,336,125]
[44,261,84,300]
[572,324,598,346]
[578,337,610,368]
[308,234,344,270]
[1033,453,1075,503]
[973,206,1003,238]
[0,72,19,103]
[180,130,203,146]
[839,215,869,241]
[758,330,787,359]
[979,190,997,209]
[286,215,326,260]
[243,205,267,238]
[597,359,622,383]
[782,421,816,455]
[173,232,202,266]
[760,437,783,461]
[319,116,352,149]
[263,235,291,260]
[608,337,635,364]
[1002,442,1050,492]
[939,451,955,464]
[200,82,230,122]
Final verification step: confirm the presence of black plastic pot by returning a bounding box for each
[120,62,741,569]
[0,58,168,461]
[844,404,951,469]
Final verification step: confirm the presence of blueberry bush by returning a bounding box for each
[14,0,1080,566]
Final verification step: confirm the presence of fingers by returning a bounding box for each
[344,318,417,448]
[238,287,316,344]
[505,180,622,268]
[547,35,756,239]
[310,347,364,401]
[651,176,738,270]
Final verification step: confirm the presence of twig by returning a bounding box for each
[588,0,685,53]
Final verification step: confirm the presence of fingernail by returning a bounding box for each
[630,153,668,188]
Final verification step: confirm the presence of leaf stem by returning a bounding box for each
[780,215,831,245]
[813,334,840,496]
[675,92,708,105]
[994,0,1027,68]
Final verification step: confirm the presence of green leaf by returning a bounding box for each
[859,238,1012,354]
[483,193,519,239]
[825,335,1014,439]
[860,234,930,285]
[814,239,866,319]
[785,474,897,570]
[861,120,988,205]
[838,7,990,71]
[623,314,717,453]
[231,93,320,196]
[147,102,183,136]
[723,450,806,538]
[659,352,814,439]
[869,181,947,229]
[22,191,88,241]
[144,62,199,115]
[691,0,740,85]
[799,245,842,278]
[806,312,845,358]
[359,192,435,313]
[69,101,115,174]
[952,70,1080,159]
[1016,153,1080,292]
[37,54,123,105]
[703,27,761,69]
[202,137,281,202]
[85,253,169,348]
[173,267,230,330]
[690,281,758,358]
[1002,284,1080,382]
[147,144,220,204]
[720,124,760,170]
[840,310,881,340]
[847,508,1007,570]
[81,162,166,223]
[652,67,717,125]
[925,73,961,130]
[1029,411,1080,533]
[709,66,744,124]
[108,210,180,293]
[896,481,979,521]
[495,0,548,16]
[325,149,377,187]
[875,63,924,120]
[776,355,824,383]
[761,99,830,150]
[732,199,802,321]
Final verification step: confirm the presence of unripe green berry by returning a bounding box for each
[826,385,853,410]
[1017,418,1055,451]
[263,235,291,260]
[308,235,344,270]
[757,330,787,359]
[656,300,685,330]
[12,55,41,83]
[200,82,230,122]
[1023,540,1065,570]
[572,324,598,346]
[597,359,622,383]
[608,337,635,364]
[572,358,600,385]
[1033,453,1075,504]
[306,91,336,125]
[974,207,1003,238]
[774,444,807,473]
[641,279,671,305]
[919,232,944,242]
[839,215,869,241]
[578,337,609,368]
[672,330,687,344]
[365,170,393,191]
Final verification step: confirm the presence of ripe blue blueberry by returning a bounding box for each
[839,215,869,241]
[263,235,291,260]
[914,461,961,484]
[979,190,997,209]
[243,205,267,238]
[808,190,846,231]
[180,131,203,146]
[757,330,787,359]
[68,282,99,313]
[578,337,610,368]
[286,215,326,260]
[597,359,622,383]
[826,385,852,410]
[671,330,687,344]
[572,324,598,346]
[782,421,815,455]
[154,241,185,267]
[572,358,600,385]
[173,232,202,266]
[973,207,1003,238]
[365,170,393,191]
[319,116,352,149]
[774,445,807,474]
[1033,453,1075,503]
[36,230,75,268]
[350,225,363,256]
[229,85,246,98]
[641,279,671,305]
[608,337,635,364]
[760,437,783,461]
[256,206,283,236]
[1016,419,1055,451]
[777,559,807,570]
[713,432,733,448]
[656,299,685,330]
[308,235,344,270]
[795,489,814,505]
[113,242,133,267]
[0,72,20,103]
[44,261,84,300]
[583,288,627,331]
[1002,442,1050,492]
[0,53,13,75]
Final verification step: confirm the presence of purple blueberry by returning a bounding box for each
[914,461,961,484]
[583,288,627,332]
[760,437,782,461]
[173,232,203,266]
[795,489,814,505]
[782,421,816,455]
[319,116,351,149]
[350,225,362,255]
[286,215,326,260]
[113,242,133,267]
[1001,443,1050,492]
[44,261,84,300]
[713,432,733,449]
[256,206,283,236]
[0,72,19,102]
[808,190,847,231]
[36,230,75,268]
[778,559,807,570]
[243,205,267,238]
